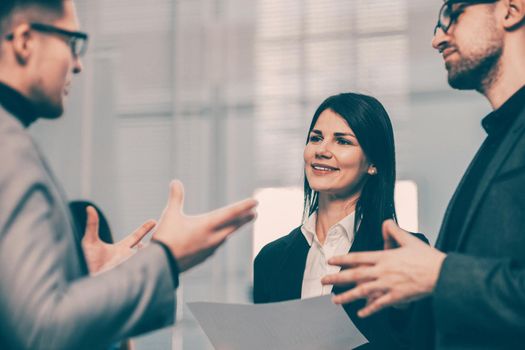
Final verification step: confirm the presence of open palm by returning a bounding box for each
[81,206,156,274]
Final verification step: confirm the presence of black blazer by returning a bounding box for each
[411,106,525,350]
[254,224,427,350]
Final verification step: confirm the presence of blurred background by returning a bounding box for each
[30,0,491,348]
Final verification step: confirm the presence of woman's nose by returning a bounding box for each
[315,142,332,159]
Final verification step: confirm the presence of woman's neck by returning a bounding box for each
[315,193,359,245]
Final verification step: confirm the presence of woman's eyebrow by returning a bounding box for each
[334,132,356,138]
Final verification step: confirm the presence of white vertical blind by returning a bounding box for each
[355,0,408,33]
[99,0,173,35]
[256,0,302,39]
[304,0,354,34]
[356,35,409,95]
[116,119,172,234]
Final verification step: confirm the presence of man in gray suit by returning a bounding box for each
[0,1,257,349]
[322,0,525,348]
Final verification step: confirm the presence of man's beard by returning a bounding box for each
[446,34,503,92]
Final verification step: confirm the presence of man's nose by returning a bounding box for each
[72,56,83,74]
[432,26,447,50]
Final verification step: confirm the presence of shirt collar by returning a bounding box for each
[0,82,38,127]
[301,211,355,247]
[482,85,525,137]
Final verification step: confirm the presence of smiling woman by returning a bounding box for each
[302,93,396,243]
[253,93,425,350]
[304,109,373,202]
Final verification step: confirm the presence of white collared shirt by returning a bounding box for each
[300,211,355,299]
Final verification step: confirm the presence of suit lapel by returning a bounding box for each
[332,225,382,295]
[448,108,525,251]
[31,130,90,274]
[279,226,375,299]
[435,144,486,249]
[276,228,309,300]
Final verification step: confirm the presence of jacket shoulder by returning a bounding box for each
[0,112,47,185]
[0,113,53,228]
[254,226,302,266]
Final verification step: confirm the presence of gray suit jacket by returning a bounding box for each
[0,107,176,350]
[411,105,525,349]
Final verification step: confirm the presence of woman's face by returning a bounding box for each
[304,109,373,198]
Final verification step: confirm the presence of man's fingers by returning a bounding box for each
[382,219,398,249]
[167,180,185,213]
[208,213,256,247]
[382,219,415,247]
[206,198,258,230]
[327,252,381,268]
[125,219,157,247]
[357,292,397,318]
[365,291,384,307]
[321,266,378,286]
[83,206,100,243]
[332,280,388,306]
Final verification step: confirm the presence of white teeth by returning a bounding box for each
[313,166,335,171]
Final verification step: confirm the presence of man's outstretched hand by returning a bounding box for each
[321,220,446,317]
[82,206,156,274]
[153,180,257,272]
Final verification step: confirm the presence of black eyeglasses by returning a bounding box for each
[434,0,499,35]
[5,23,89,57]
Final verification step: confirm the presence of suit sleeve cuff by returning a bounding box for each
[151,239,180,289]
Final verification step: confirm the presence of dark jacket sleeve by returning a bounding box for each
[253,244,271,303]
[433,253,525,336]
[432,155,525,338]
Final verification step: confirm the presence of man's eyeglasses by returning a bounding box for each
[5,23,89,58]
[434,0,499,35]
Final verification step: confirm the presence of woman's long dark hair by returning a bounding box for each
[303,93,397,242]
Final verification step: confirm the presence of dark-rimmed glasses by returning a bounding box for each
[5,23,89,57]
[434,0,499,35]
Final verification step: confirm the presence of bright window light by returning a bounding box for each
[252,180,418,259]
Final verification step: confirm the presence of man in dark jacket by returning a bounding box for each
[322,0,525,348]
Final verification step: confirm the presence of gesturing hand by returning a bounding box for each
[153,180,257,272]
[321,220,446,318]
[82,206,156,275]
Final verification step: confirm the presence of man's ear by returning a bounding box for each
[10,23,33,65]
[502,0,525,30]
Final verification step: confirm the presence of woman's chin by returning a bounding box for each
[311,187,338,195]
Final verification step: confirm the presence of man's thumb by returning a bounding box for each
[382,219,412,249]
[83,206,100,243]
[167,180,185,213]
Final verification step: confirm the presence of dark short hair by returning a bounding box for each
[303,93,397,246]
[0,0,65,35]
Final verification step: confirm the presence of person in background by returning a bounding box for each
[70,200,156,275]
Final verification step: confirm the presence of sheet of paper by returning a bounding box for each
[187,295,368,350]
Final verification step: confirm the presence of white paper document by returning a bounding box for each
[187,295,368,350]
